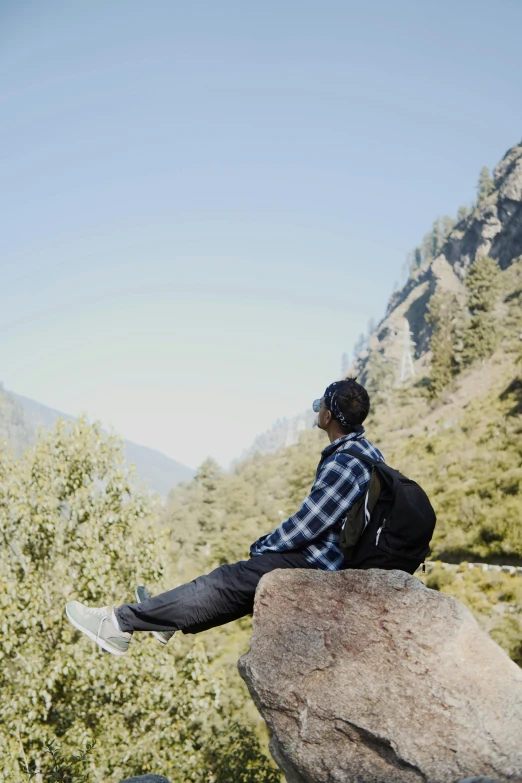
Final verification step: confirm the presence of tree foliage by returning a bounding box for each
[0,420,280,782]
[477,166,494,203]
[462,256,501,366]
[407,215,457,277]
[363,350,395,404]
[19,739,95,782]
[426,291,462,395]
[457,204,470,223]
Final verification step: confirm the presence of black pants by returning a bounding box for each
[116,550,315,635]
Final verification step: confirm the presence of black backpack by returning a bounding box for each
[338,447,436,573]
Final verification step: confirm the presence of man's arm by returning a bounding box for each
[249,457,364,557]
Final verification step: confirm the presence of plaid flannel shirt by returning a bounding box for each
[249,430,384,571]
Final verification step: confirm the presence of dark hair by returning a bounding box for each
[335,377,370,428]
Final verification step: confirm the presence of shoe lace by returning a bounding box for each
[83,605,110,619]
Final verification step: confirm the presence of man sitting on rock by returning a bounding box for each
[66,378,395,656]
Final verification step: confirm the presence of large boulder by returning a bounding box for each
[238,569,522,783]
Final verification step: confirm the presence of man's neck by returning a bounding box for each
[327,426,349,443]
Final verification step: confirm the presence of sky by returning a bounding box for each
[2,0,522,470]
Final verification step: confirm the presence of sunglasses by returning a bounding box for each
[312,398,322,413]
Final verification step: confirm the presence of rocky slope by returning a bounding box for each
[359,140,522,380]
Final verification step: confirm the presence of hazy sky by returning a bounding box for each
[2,0,522,469]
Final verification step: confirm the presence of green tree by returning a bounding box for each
[426,291,461,395]
[202,722,281,783]
[0,420,278,783]
[462,256,501,365]
[196,456,223,497]
[441,214,456,239]
[364,350,395,405]
[422,229,435,263]
[194,457,224,552]
[477,166,494,203]
[457,204,469,223]
[417,216,457,269]
[351,332,367,363]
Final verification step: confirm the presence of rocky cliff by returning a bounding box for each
[238,569,522,783]
[358,140,522,379]
[243,140,522,455]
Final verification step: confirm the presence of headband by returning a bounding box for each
[323,381,363,432]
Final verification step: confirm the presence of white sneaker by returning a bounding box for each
[65,601,131,655]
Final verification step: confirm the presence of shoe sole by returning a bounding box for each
[65,604,128,656]
[134,587,169,645]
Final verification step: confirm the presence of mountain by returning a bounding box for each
[0,386,195,496]
[357,140,522,382]
[244,139,522,454]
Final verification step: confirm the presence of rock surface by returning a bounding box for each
[119,776,172,783]
[238,569,522,783]
[458,779,503,783]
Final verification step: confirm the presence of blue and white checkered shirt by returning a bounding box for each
[249,430,385,571]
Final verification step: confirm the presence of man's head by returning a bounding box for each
[313,377,370,439]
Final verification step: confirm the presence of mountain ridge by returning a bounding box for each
[359,139,522,380]
[242,138,522,457]
[0,385,195,496]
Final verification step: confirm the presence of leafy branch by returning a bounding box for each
[19,739,95,783]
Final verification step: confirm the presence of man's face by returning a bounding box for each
[315,397,331,431]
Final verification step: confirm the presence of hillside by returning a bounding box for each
[0,386,195,496]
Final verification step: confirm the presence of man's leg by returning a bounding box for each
[116,550,314,636]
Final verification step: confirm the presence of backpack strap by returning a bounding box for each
[339,446,385,530]
[342,446,385,468]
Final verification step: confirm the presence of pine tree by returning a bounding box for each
[352,332,367,363]
[462,256,501,365]
[441,214,456,238]
[196,456,222,499]
[418,216,456,268]
[426,291,461,395]
[477,166,494,203]
[195,457,223,543]
[422,230,435,263]
[457,204,469,223]
[430,221,441,258]
[364,350,395,405]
